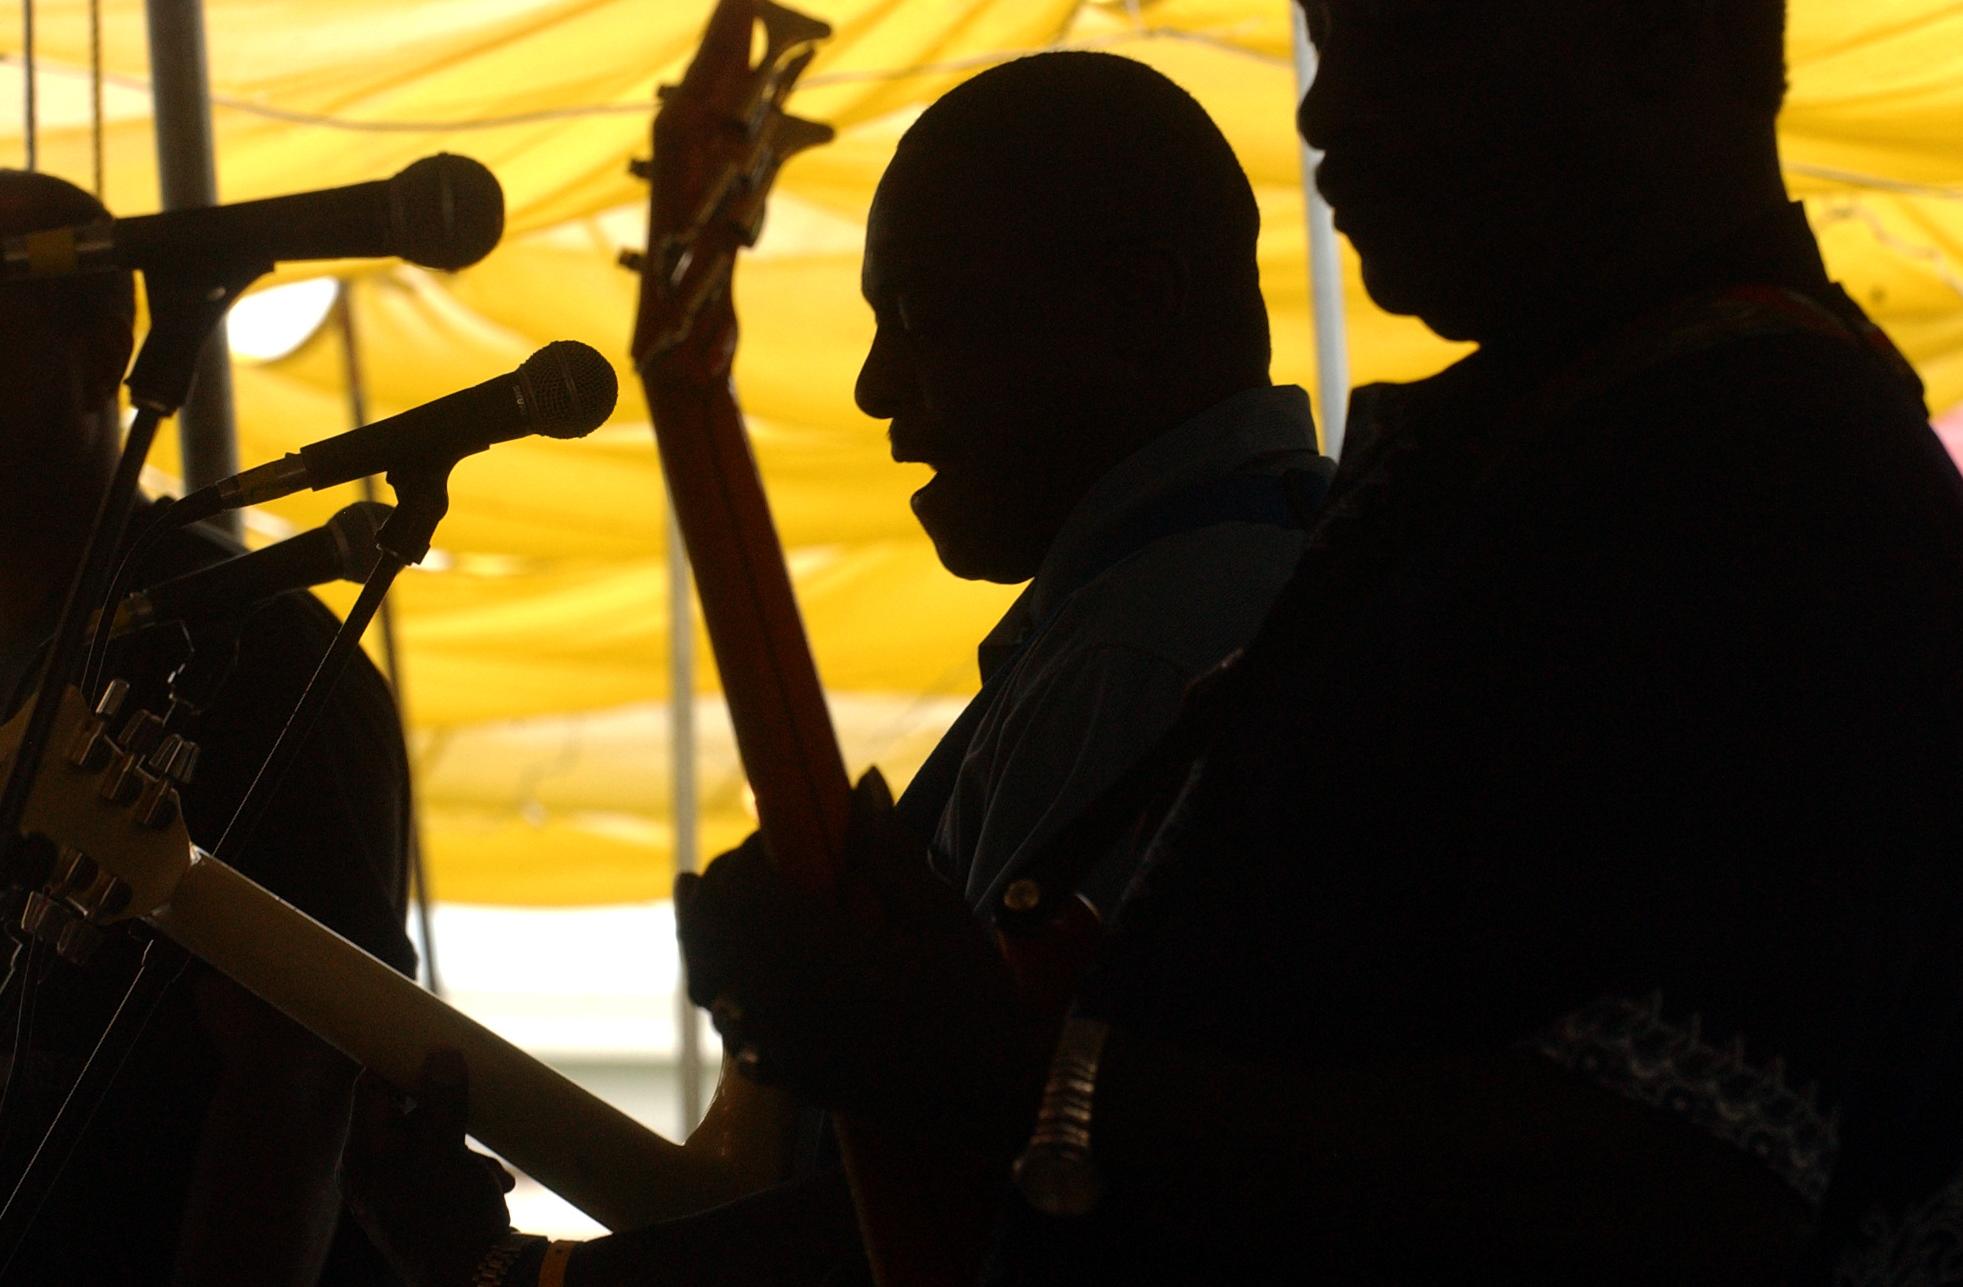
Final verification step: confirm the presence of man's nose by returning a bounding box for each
[1295,31,1366,154]
[854,325,907,420]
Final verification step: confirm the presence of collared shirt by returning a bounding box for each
[930,384,1321,913]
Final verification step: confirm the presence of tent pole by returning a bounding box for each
[144,0,241,535]
[667,510,705,1130]
[1289,1,1351,459]
[333,283,443,998]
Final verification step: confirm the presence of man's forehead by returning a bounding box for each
[862,178,1015,300]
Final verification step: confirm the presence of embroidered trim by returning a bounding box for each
[1531,993,1839,1207]
[1834,1165,1963,1287]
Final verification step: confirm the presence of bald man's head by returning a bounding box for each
[855,53,1274,583]
[876,51,1268,371]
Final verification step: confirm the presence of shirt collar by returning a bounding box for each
[977,384,1319,670]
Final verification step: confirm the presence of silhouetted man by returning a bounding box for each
[677,2,1963,1284]
[349,51,1326,1287]
[0,170,415,1286]
[990,1,1963,1283]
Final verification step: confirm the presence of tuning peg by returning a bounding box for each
[144,733,198,785]
[618,248,649,274]
[628,156,654,181]
[66,716,113,771]
[135,772,180,830]
[163,738,198,787]
[98,751,154,807]
[144,733,182,775]
[54,917,103,967]
[131,749,188,827]
[51,846,97,900]
[19,890,73,945]
[93,679,130,721]
[757,0,832,53]
[74,870,131,922]
[772,113,834,161]
[116,710,165,759]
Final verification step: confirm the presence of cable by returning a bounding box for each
[81,499,209,702]
[20,0,35,171]
[0,939,41,1165]
[88,0,105,197]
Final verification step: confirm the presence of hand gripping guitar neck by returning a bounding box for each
[626,5,1014,1283]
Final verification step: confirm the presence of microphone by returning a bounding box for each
[1,154,505,280]
[186,341,619,513]
[113,501,394,636]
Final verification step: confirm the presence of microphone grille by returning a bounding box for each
[518,341,619,439]
[390,154,506,271]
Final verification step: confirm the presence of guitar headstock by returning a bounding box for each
[0,684,196,948]
[626,0,835,377]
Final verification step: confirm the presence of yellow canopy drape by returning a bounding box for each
[5,0,1959,901]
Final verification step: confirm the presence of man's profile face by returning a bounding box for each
[856,169,1116,584]
[1297,0,1637,340]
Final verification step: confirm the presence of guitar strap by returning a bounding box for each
[893,464,1333,863]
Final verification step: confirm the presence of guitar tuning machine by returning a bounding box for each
[19,889,74,951]
[66,678,134,771]
[628,156,654,181]
[50,846,98,901]
[95,708,168,807]
[54,917,103,967]
[618,248,649,274]
[116,710,166,759]
[94,679,130,722]
[144,733,199,787]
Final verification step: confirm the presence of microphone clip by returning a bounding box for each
[126,262,270,415]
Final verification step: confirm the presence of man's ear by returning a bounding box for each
[1091,237,1188,354]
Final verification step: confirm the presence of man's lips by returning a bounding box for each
[888,423,950,470]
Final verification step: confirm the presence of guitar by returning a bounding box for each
[626,4,1040,1283]
[0,684,797,1228]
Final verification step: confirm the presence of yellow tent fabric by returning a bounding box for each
[4,1,1960,903]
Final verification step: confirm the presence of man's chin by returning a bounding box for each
[1355,258,1471,341]
[913,487,1041,585]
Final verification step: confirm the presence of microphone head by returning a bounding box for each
[517,341,620,439]
[389,154,505,271]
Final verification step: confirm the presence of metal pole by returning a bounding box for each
[667,507,704,1130]
[1289,1,1351,459]
[334,283,442,997]
[144,0,241,532]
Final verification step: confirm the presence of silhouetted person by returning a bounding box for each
[348,51,1327,1287]
[988,1,1963,1282]
[0,171,415,1285]
[667,1,1963,1284]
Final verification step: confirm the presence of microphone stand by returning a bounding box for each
[0,264,263,1275]
[212,456,450,863]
